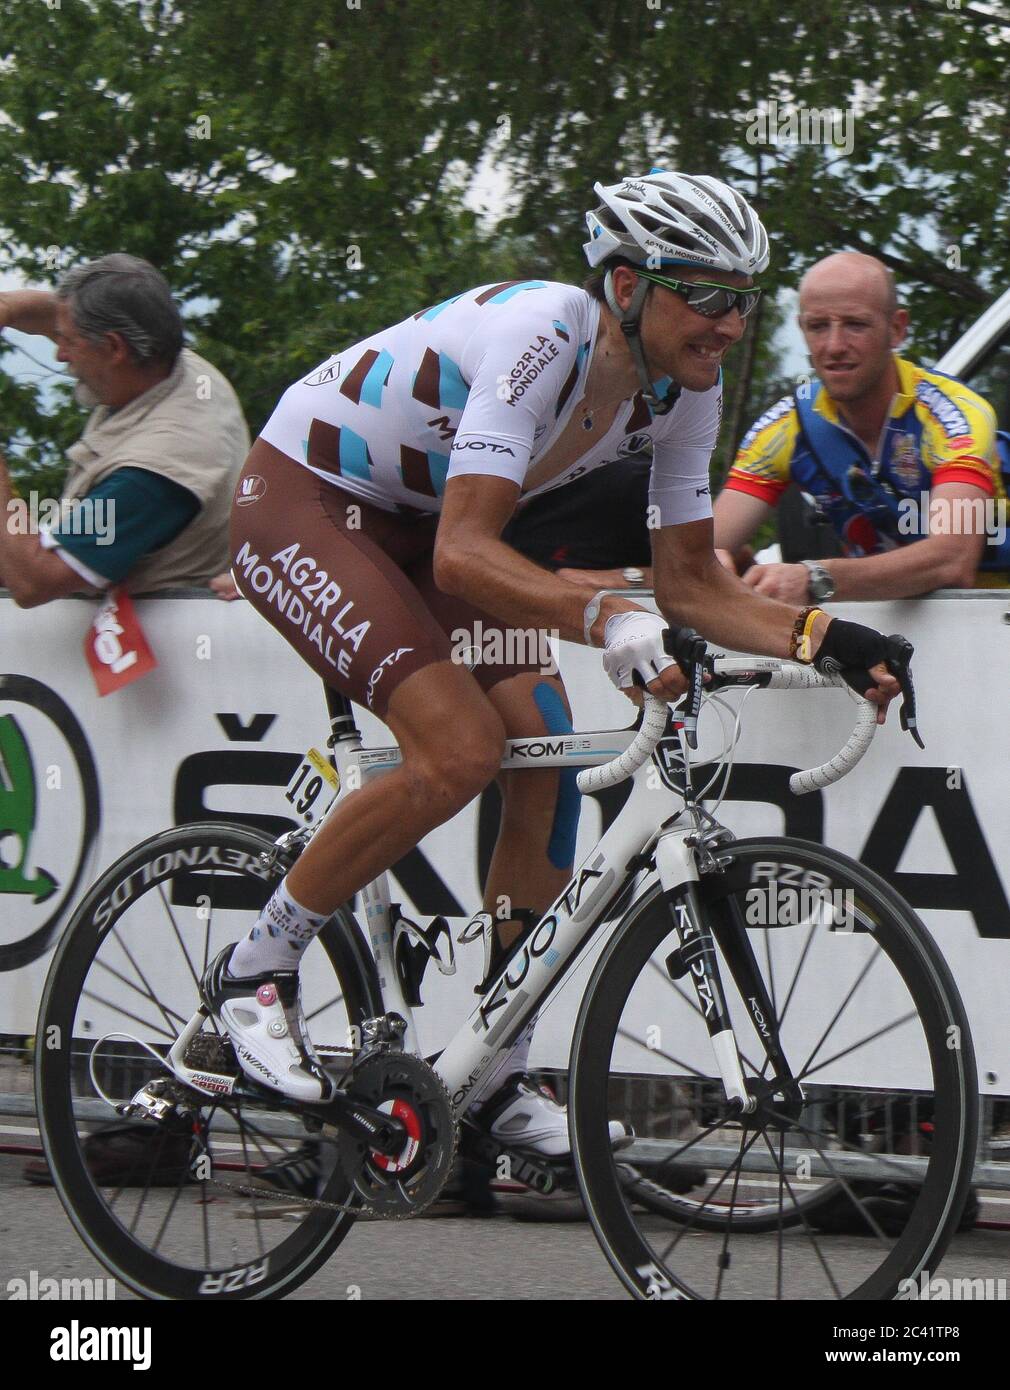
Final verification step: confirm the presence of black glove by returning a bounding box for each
[813,620,924,747]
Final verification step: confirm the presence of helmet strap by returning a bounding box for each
[603,268,682,416]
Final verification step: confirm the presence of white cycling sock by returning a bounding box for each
[228,877,329,977]
[466,1015,538,1114]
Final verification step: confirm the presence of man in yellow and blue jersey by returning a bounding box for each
[714,252,1008,600]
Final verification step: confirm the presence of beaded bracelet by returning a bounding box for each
[790,606,826,664]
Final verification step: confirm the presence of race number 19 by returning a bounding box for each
[284,747,340,824]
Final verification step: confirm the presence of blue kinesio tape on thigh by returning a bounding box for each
[532,681,581,869]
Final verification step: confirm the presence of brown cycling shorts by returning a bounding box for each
[229,441,547,717]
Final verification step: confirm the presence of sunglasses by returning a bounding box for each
[634,270,763,320]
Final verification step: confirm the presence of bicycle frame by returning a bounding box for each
[163,664,874,1120]
[319,696,751,1116]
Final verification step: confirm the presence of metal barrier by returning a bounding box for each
[5,1038,1009,1193]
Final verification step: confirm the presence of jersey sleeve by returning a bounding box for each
[648,384,721,526]
[723,394,798,505]
[918,379,999,495]
[446,294,589,489]
[40,468,200,585]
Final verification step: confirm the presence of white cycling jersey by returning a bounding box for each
[260,279,720,525]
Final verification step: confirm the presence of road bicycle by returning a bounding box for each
[35,640,978,1300]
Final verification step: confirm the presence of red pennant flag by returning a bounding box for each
[84,585,158,696]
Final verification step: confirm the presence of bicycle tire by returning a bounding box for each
[36,821,381,1301]
[570,837,978,1301]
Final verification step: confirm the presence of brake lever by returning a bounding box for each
[663,626,708,749]
[885,633,925,749]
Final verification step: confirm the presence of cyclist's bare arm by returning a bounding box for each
[651,516,900,717]
[435,474,687,702]
[712,487,773,572]
[0,289,59,340]
[435,473,643,644]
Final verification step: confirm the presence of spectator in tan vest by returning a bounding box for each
[0,254,249,606]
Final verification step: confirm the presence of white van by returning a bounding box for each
[936,285,1010,430]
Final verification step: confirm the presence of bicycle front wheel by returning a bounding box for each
[570,837,977,1301]
[36,822,381,1300]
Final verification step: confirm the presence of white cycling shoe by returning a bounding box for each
[481,1077,629,1159]
[200,946,334,1104]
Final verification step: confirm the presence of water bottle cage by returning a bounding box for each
[391,905,455,1008]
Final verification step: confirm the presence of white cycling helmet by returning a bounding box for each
[584,169,770,276]
[582,169,769,414]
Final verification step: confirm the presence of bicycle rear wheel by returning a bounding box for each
[570,837,977,1300]
[36,822,381,1300]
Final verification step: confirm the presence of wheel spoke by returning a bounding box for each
[91,954,188,1031]
[617,1027,711,1082]
[306,992,347,1025]
[81,989,177,1043]
[772,917,818,1039]
[797,1009,922,1084]
[654,1123,765,1264]
[157,880,203,993]
[756,1127,843,1299]
[799,943,884,1080]
[149,1158,193,1257]
[108,926,183,1039]
[787,1114,895,1245]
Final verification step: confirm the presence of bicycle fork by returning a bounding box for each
[656,830,799,1117]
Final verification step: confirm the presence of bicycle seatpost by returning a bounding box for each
[663,626,707,749]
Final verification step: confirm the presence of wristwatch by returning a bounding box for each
[801,560,836,602]
[622,567,646,587]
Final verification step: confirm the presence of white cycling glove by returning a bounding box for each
[601,610,676,691]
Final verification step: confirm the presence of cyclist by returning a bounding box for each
[204,170,903,1157]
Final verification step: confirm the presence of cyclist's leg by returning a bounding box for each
[286,662,504,911]
[466,672,592,1145]
[231,441,507,916]
[220,444,508,1095]
[413,564,576,936]
[417,570,613,1150]
[483,672,577,938]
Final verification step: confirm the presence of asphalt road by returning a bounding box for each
[2,1149,1009,1305]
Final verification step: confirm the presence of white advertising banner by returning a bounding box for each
[1,590,1009,1092]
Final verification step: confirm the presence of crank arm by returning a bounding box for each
[309,1091,409,1157]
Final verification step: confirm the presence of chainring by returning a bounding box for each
[336,1052,457,1219]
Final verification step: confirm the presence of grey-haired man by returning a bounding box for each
[0,254,248,606]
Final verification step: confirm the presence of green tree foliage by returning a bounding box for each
[1,0,1008,487]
